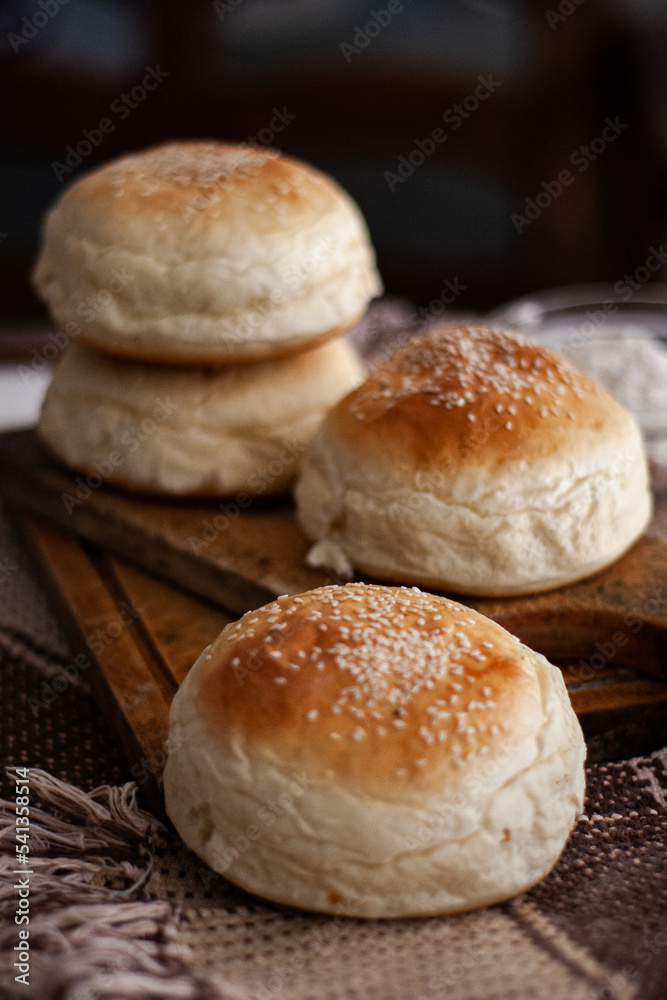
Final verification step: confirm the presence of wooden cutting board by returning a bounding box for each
[10,513,667,815]
[4,418,667,813]
[2,428,667,677]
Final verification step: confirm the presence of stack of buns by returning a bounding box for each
[33,141,381,496]
[34,148,634,918]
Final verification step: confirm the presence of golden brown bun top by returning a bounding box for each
[332,325,633,472]
[59,140,355,237]
[192,583,542,803]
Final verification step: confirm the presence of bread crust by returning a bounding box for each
[32,141,382,364]
[295,326,652,596]
[164,582,586,917]
[38,339,363,497]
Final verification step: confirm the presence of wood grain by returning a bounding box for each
[0,429,322,613]
[1,429,666,680]
[11,513,667,813]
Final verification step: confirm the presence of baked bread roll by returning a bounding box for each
[295,325,652,596]
[38,339,362,497]
[164,582,586,918]
[32,141,382,364]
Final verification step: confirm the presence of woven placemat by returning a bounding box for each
[1,503,667,1000]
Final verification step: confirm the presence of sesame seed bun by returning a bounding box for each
[164,582,586,918]
[38,338,362,497]
[32,141,382,365]
[294,325,652,596]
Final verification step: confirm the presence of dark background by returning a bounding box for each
[2,0,667,321]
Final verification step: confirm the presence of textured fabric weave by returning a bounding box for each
[2,504,667,1000]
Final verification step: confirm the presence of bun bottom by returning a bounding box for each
[294,424,652,599]
[350,538,644,598]
[74,315,365,367]
[38,339,363,498]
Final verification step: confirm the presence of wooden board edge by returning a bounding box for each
[1,429,666,682]
[12,513,172,815]
[0,465,276,616]
[7,510,667,775]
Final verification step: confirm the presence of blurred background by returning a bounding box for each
[2,0,667,326]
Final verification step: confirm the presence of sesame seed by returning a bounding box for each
[505,421,513,430]
[236,583,529,752]
[306,709,318,720]
[467,412,476,422]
